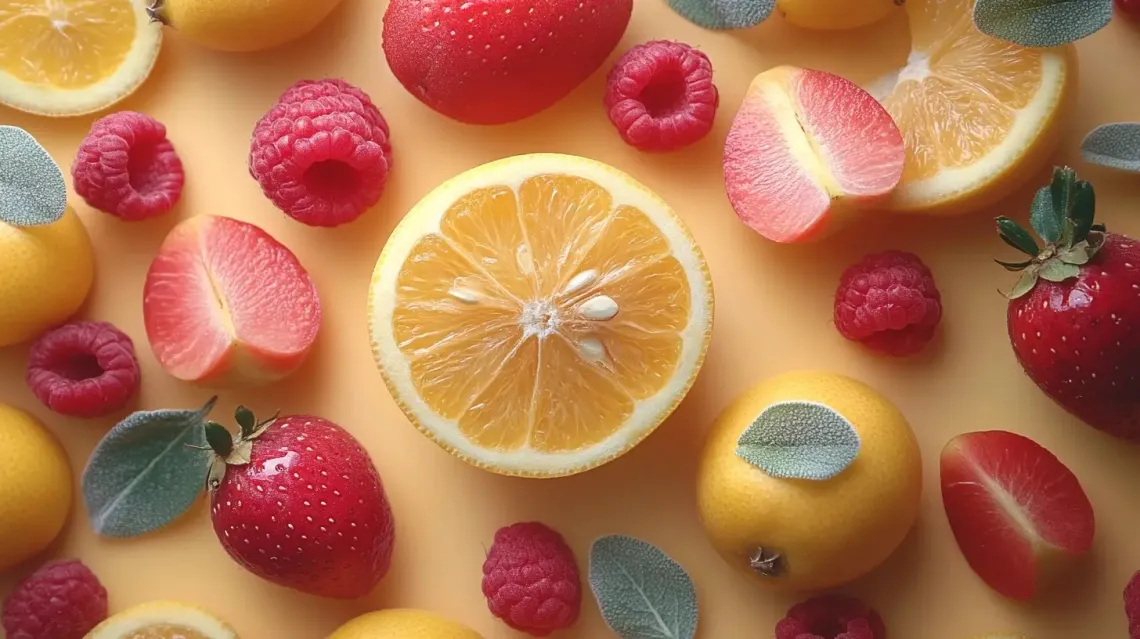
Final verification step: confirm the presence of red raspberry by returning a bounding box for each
[26,321,141,418]
[249,78,393,228]
[1,559,108,639]
[481,522,581,637]
[775,594,887,639]
[1125,571,1140,638]
[604,40,719,152]
[71,111,184,221]
[834,250,942,357]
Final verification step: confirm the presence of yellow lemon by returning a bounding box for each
[149,0,343,52]
[86,601,239,639]
[0,404,72,571]
[0,207,95,348]
[0,0,161,116]
[327,609,484,639]
[873,0,1076,214]
[777,0,902,30]
[696,371,922,591]
[368,154,713,478]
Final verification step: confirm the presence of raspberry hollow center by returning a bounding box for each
[126,139,170,196]
[55,352,104,381]
[639,67,687,118]
[303,160,361,200]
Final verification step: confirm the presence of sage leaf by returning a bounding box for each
[667,0,774,30]
[82,397,216,538]
[0,126,67,227]
[1080,123,1140,173]
[589,535,698,639]
[1039,259,1080,282]
[973,0,1113,48]
[736,401,860,480]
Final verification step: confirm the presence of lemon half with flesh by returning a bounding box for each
[85,601,238,639]
[368,154,713,478]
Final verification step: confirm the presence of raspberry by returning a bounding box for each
[481,522,581,637]
[1,559,108,639]
[26,321,141,418]
[1125,571,1140,638]
[774,594,887,639]
[604,40,719,152]
[71,111,184,221]
[249,78,393,228]
[834,250,942,357]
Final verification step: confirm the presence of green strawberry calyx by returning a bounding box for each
[995,166,1107,300]
[189,404,279,492]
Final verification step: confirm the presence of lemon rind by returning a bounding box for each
[367,153,714,478]
[87,601,237,639]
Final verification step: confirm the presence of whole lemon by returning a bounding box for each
[777,0,902,30]
[696,370,922,591]
[0,404,73,571]
[0,207,94,347]
[149,0,344,52]
[328,609,484,639]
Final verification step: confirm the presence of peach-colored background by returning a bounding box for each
[3,2,1140,638]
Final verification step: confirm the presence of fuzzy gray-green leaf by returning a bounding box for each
[1039,259,1080,282]
[82,398,216,538]
[1081,123,1140,173]
[1029,182,1063,243]
[736,401,861,480]
[589,535,698,639]
[0,126,67,227]
[973,0,1113,47]
[667,0,774,30]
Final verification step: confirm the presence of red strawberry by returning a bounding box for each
[996,167,1140,440]
[204,406,395,599]
[382,0,633,125]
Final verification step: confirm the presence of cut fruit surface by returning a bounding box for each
[85,601,238,639]
[143,215,321,387]
[724,66,904,244]
[369,154,713,477]
[940,430,1095,601]
[871,0,1074,214]
[0,0,161,116]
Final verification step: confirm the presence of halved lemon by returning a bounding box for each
[871,0,1076,214]
[0,0,161,116]
[86,601,238,639]
[368,154,714,478]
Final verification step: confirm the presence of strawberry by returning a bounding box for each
[382,0,633,125]
[203,406,396,599]
[995,167,1140,440]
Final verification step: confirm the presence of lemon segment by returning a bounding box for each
[0,0,161,116]
[368,154,713,477]
[85,601,238,639]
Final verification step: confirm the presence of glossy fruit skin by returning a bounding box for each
[1007,233,1140,440]
[777,0,901,30]
[327,609,484,639]
[696,370,922,591]
[152,0,343,52]
[0,208,94,347]
[383,0,633,125]
[210,415,395,599]
[0,404,72,571]
[1117,0,1140,20]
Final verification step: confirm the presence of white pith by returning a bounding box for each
[0,0,162,116]
[367,154,713,476]
[88,602,236,639]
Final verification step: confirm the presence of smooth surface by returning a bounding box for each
[1,2,1139,638]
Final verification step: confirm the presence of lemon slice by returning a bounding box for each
[86,601,238,639]
[0,0,161,116]
[871,0,1075,214]
[368,154,714,478]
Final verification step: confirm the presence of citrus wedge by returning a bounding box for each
[86,601,238,639]
[368,154,713,477]
[0,0,161,116]
[871,0,1075,214]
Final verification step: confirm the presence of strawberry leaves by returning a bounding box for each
[205,405,277,491]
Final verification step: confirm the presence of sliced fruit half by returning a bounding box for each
[870,0,1075,214]
[86,601,238,639]
[368,154,713,477]
[143,215,322,387]
[940,430,1095,601]
[723,66,905,244]
[0,0,162,116]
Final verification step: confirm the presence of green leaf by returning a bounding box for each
[1029,181,1063,243]
[82,397,217,538]
[0,126,67,227]
[1058,241,1091,265]
[1039,259,1080,282]
[973,0,1113,47]
[667,0,773,30]
[227,440,253,466]
[1005,267,1040,299]
[204,421,234,456]
[589,535,698,639]
[1071,180,1095,243]
[235,406,256,438]
[995,258,1034,271]
[1080,122,1140,173]
[735,401,861,480]
[996,216,1040,257]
